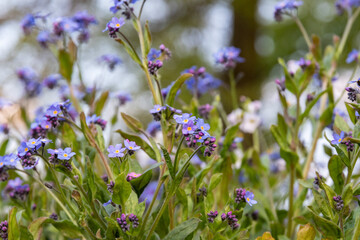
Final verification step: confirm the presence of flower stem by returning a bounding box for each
[293,16,311,50]
[174,135,185,172]
[229,69,239,109]
[336,7,360,60]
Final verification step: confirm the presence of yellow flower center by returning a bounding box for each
[53,110,58,115]
[31,141,35,144]
[199,137,202,140]
[10,159,14,162]
[115,23,120,27]
[247,197,250,202]
[187,127,192,131]
[157,108,161,111]
[184,119,188,123]
[115,150,119,153]
[201,126,204,130]
[129,146,133,150]
[45,125,49,129]
[63,154,68,157]
[338,138,342,142]
[0,162,3,166]
[25,148,29,152]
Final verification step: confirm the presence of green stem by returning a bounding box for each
[138,176,165,236]
[229,69,239,109]
[293,16,311,50]
[353,215,360,240]
[146,146,202,238]
[14,169,77,225]
[138,0,147,19]
[287,164,295,238]
[174,135,185,172]
[136,18,160,105]
[37,154,77,216]
[336,7,360,60]
[70,176,107,229]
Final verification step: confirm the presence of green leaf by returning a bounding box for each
[298,179,313,189]
[0,139,9,155]
[328,155,344,194]
[130,169,152,197]
[333,145,351,168]
[307,208,341,239]
[94,91,109,116]
[280,148,299,166]
[95,125,106,152]
[296,224,316,240]
[29,217,81,239]
[163,218,200,240]
[85,161,97,201]
[144,21,152,55]
[342,183,353,207]
[345,102,356,124]
[121,112,143,133]
[270,125,290,151]
[220,123,240,158]
[115,38,142,66]
[312,190,332,218]
[116,129,156,159]
[80,112,96,147]
[160,145,175,179]
[320,104,334,126]
[105,217,123,239]
[8,207,20,240]
[334,114,351,133]
[208,173,223,191]
[58,49,73,83]
[165,73,193,106]
[278,58,298,95]
[354,120,360,139]
[112,172,132,206]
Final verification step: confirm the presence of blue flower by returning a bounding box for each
[182,120,197,135]
[196,119,210,132]
[112,92,131,105]
[46,104,62,117]
[103,199,113,207]
[4,154,19,167]
[147,48,161,61]
[37,31,55,48]
[173,113,196,125]
[21,14,36,34]
[43,74,62,89]
[147,121,161,137]
[183,66,222,96]
[57,148,76,160]
[274,0,303,21]
[86,114,100,124]
[336,0,360,15]
[150,105,166,114]
[107,144,126,158]
[346,49,359,64]
[0,156,6,168]
[48,149,60,155]
[26,138,41,149]
[214,47,245,69]
[103,17,125,33]
[331,131,345,145]
[99,54,122,71]
[245,191,257,206]
[40,138,52,145]
[72,11,97,29]
[18,142,30,157]
[124,140,141,151]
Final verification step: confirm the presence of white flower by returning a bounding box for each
[240,113,261,133]
[247,100,262,113]
[227,108,243,125]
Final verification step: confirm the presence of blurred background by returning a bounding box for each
[0,0,358,127]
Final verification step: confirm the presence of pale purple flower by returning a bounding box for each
[107,144,126,158]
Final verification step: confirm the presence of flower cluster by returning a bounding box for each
[147,48,163,75]
[4,178,30,201]
[313,175,324,190]
[16,67,42,98]
[221,211,240,230]
[333,196,344,211]
[99,54,122,71]
[0,220,8,240]
[174,113,217,156]
[235,188,257,206]
[86,114,107,130]
[117,213,139,232]
[183,66,222,96]
[214,47,244,69]
[110,0,139,18]
[207,211,218,223]
[335,0,360,15]
[107,140,140,157]
[43,74,62,89]
[21,13,47,35]
[274,0,303,22]
[17,138,49,170]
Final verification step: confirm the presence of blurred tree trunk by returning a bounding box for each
[232,0,259,100]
